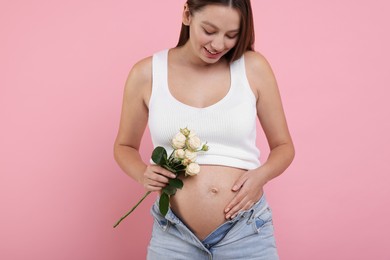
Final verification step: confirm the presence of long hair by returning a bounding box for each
[176,0,255,63]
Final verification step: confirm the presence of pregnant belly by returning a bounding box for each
[169,165,246,240]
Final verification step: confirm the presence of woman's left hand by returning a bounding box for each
[224,169,268,219]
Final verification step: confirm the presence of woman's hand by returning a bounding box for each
[142,165,176,192]
[224,169,267,219]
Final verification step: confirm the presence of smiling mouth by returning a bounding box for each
[205,47,221,55]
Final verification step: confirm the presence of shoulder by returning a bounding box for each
[243,51,277,97]
[123,56,153,105]
[124,56,152,93]
[243,51,273,76]
[126,56,153,87]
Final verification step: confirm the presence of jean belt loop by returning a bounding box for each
[246,207,256,224]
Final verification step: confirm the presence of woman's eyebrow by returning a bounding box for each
[201,21,240,33]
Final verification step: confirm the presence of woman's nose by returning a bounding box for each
[210,36,224,52]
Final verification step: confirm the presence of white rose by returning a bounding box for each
[174,149,185,159]
[186,136,201,151]
[172,132,186,149]
[186,162,200,176]
[184,150,197,161]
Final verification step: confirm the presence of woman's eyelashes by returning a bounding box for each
[202,28,238,39]
[203,28,215,35]
[226,34,238,39]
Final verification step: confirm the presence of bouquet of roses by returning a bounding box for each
[113,127,208,228]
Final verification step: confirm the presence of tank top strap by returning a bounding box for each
[230,54,256,102]
[150,49,169,108]
[152,49,168,89]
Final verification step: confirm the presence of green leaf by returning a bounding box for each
[152,147,167,166]
[162,186,177,196]
[159,193,169,216]
[169,178,183,189]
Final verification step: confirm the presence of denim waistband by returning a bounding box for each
[201,193,269,249]
[153,193,269,250]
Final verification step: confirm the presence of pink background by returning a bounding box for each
[1,0,389,259]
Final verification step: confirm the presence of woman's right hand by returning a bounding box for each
[142,165,176,192]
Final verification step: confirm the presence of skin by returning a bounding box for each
[114,4,294,239]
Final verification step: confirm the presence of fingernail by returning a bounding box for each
[225,208,230,213]
[232,185,238,191]
[171,174,176,178]
[226,214,231,219]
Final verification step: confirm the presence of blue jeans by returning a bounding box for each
[147,194,279,260]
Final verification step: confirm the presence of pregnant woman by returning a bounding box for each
[114,0,294,259]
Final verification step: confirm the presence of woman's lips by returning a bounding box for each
[204,47,222,59]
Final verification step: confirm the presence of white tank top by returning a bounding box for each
[148,49,260,170]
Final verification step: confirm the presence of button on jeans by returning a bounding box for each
[147,194,279,260]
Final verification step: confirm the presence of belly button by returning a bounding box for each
[210,187,219,194]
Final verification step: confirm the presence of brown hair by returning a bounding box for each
[176,0,255,63]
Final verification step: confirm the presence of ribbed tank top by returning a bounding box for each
[148,49,261,170]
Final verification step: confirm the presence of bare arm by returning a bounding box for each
[249,51,295,184]
[113,57,175,191]
[225,51,295,219]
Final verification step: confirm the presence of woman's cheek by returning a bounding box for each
[226,38,238,49]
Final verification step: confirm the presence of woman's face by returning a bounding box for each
[185,4,241,64]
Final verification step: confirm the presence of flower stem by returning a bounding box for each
[163,164,176,173]
[113,191,152,228]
